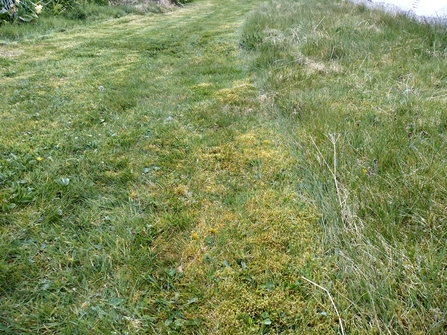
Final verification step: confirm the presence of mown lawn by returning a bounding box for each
[1,1,325,333]
[1,0,447,334]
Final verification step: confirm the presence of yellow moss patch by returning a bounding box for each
[174,184,190,197]
[168,127,325,333]
[215,80,256,105]
[191,82,215,96]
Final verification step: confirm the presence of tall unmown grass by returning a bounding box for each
[241,0,447,333]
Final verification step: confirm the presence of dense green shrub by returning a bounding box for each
[1,0,176,26]
[0,0,43,24]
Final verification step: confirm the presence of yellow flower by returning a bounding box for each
[191,232,199,240]
[35,4,43,14]
[37,156,43,162]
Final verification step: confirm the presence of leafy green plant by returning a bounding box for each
[1,181,34,213]
[0,0,43,24]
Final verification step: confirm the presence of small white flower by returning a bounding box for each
[35,4,43,14]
